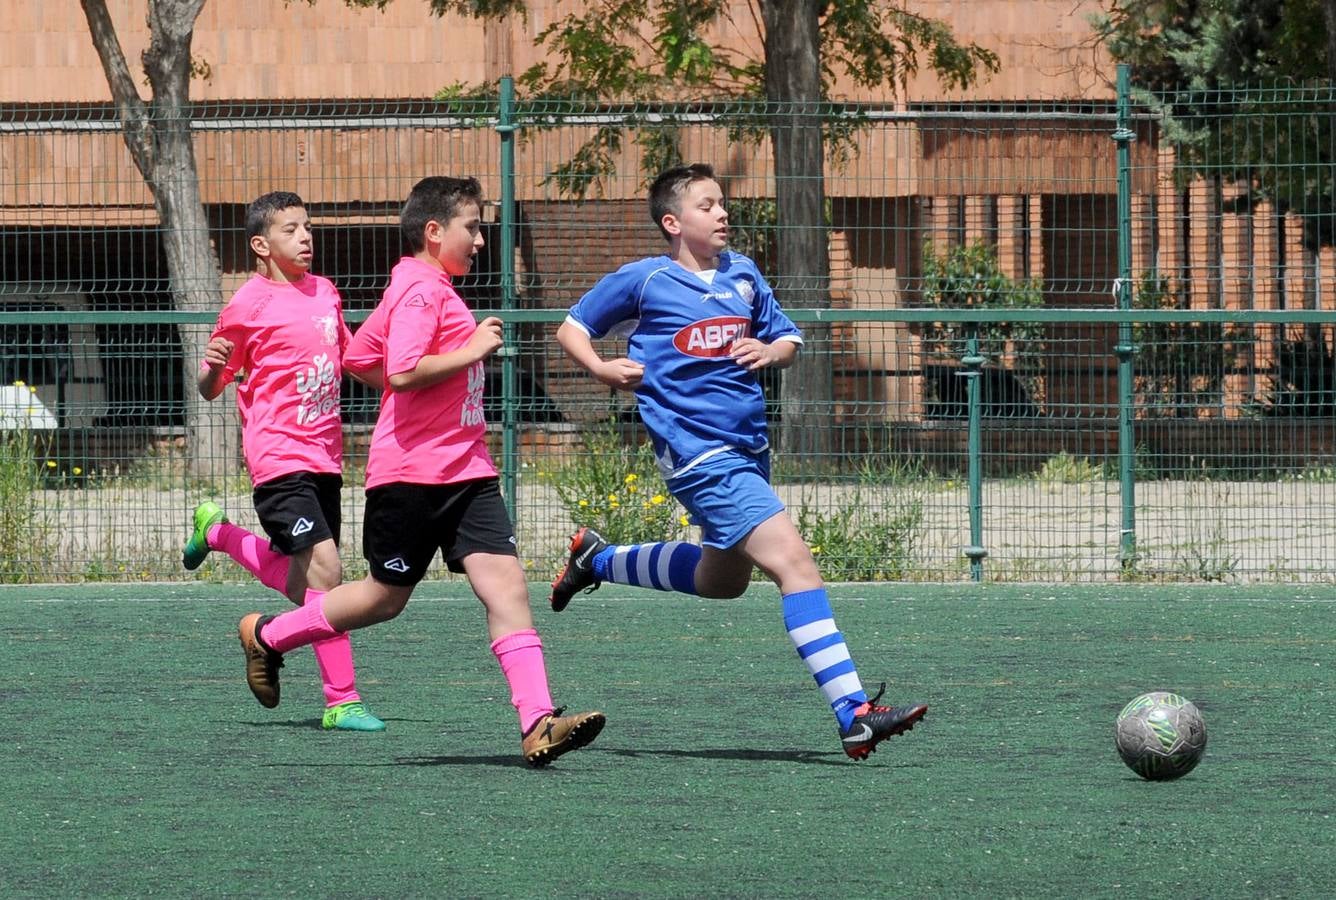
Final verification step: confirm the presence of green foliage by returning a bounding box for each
[724,198,778,272]
[1281,464,1336,483]
[1035,452,1107,484]
[430,81,498,125]
[367,1,996,198]
[919,240,1046,357]
[919,240,1046,411]
[827,5,999,92]
[0,426,54,583]
[546,424,687,545]
[1093,1,1336,240]
[1092,0,1330,89]
[1260,330,1336,415]
[1132,271,1249,419]
[794,488,924,581]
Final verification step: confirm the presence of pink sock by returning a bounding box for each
[260,590,341,654]
[211,522,289,594]
[303,590,360,707]
[491,628,555,734]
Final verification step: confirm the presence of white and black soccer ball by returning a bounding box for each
[1115,691,1207,781]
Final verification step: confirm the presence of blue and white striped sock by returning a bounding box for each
[592,541,701,595]
[782,588,868,731]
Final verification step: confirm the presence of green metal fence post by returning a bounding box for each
[961,327,988,581]
[496,76,519,519]
[1113,63,1138,572]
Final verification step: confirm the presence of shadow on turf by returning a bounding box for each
[394,747,850,767]
[395,754,534,767]
[241,717,435,730]
[601,747,849,765]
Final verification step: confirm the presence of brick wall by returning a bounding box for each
[5,1,1112,104]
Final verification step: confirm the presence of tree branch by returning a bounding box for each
[78,0,153,175]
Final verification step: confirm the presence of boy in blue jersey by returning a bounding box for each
[553,163,927,760]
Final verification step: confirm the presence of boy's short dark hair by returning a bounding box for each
[401,176,485,252]
[245,191,305,245]
[649,164,716,240]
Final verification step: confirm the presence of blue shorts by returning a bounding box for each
[667,449,785,550]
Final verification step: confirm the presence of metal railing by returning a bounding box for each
[5,67,1336,582]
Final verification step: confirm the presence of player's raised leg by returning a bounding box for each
[183,501,233,572]
[741,512,927,760]
[184,502,293,593]
[550,527,705,610]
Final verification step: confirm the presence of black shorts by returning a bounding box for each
[252,472,342,555]
[362,477,518,587]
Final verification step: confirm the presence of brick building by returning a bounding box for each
[2,2,1309,440]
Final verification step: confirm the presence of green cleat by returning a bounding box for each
[322,701,386,732]
[183,501,228,571]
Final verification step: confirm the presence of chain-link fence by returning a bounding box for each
[3,75,1336,582]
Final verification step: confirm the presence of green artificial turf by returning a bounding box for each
[1,582,1333,897]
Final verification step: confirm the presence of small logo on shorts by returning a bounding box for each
[291,517,313,537]
[383,557,410,573]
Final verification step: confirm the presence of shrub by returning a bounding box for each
[548,424,688,545]
[795,488,925,581]
[0,424,53,582]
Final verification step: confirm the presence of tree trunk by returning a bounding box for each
[80,0,236,480]
[763,0,834,461]
[154,133,234,482]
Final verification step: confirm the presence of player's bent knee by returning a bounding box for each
[362,580,412,623]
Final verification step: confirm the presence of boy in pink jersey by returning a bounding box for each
[235,177,604,767]
[183,191,384,732]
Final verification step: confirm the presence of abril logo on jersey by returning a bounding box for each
[673,316,750,357]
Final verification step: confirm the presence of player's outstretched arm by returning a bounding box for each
[197,336,234,400]
[556,320,643,391]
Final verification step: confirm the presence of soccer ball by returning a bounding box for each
[1114,691,1207,781]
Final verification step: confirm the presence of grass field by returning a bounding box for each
[2,581,1334,898]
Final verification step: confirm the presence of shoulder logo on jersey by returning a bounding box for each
[383,557,410,573]
[737,280,755,305]
[673,316,750,357]
[405,293,427,308]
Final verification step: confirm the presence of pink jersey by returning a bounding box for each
[346,256,496,489]
[204,273,352,486]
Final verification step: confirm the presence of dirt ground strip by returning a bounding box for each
[24,476,1336,582]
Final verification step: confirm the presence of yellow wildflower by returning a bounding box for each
[651,494,666,505]
[72,467,83,476]
[624,473,637,484]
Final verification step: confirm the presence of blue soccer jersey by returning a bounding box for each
[566,251,802,478]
